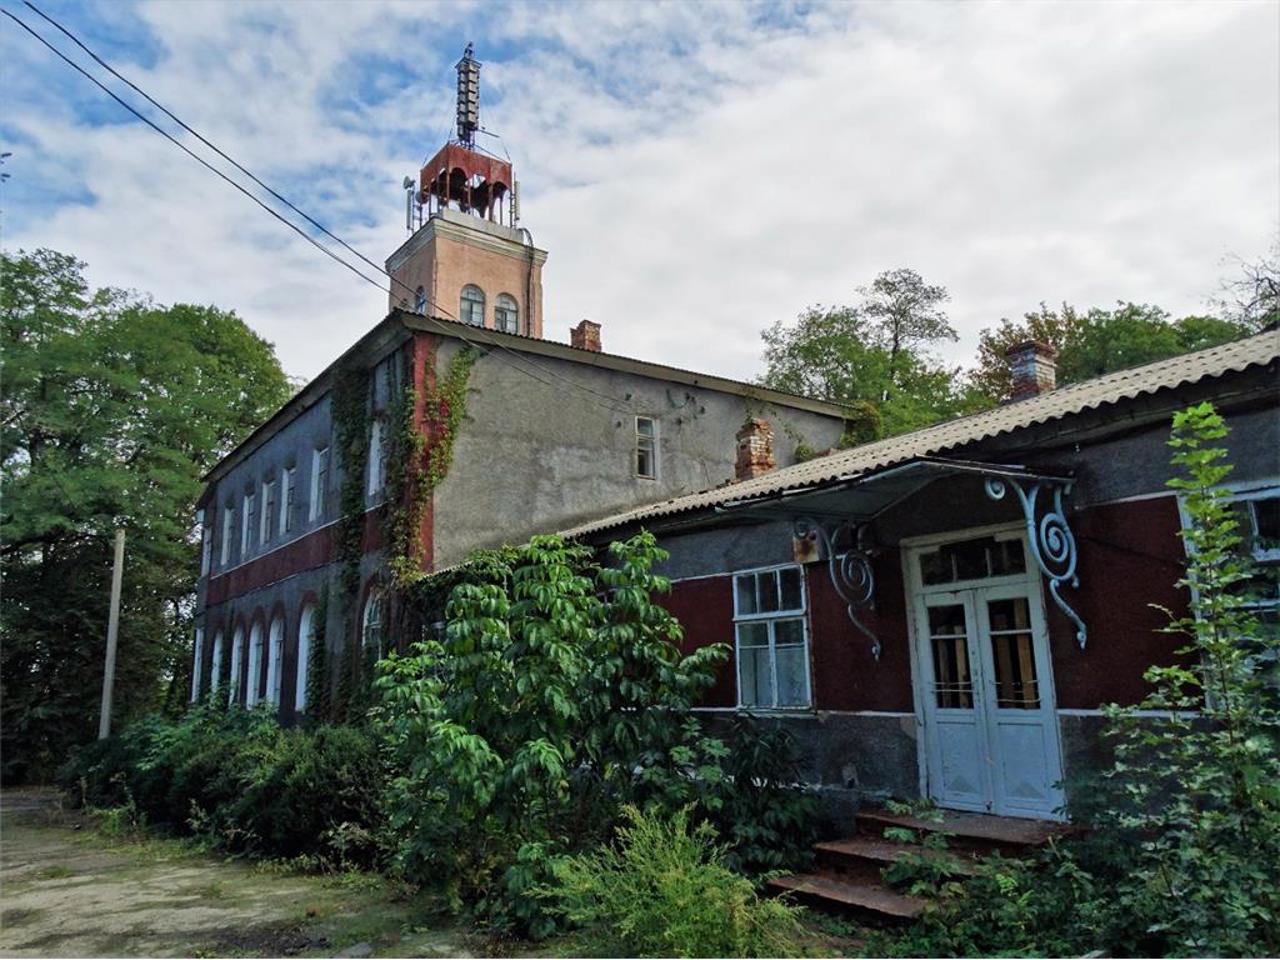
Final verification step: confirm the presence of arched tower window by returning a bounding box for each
[495,293,518,334]
[460,285,485,326]
[414,286,427,314]
[362,588,386,659]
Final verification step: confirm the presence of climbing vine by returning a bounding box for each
[384,344,482,587]
[332,366,372,603]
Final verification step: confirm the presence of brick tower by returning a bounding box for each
[387,44,547,338]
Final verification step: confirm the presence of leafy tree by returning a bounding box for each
[972,301,1252,400]
[761,269,981,437]
[1,248,291,782]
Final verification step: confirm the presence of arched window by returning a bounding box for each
[460,285,485,326]
[246,622,264,707]
[190,628,204,702]
[210,631,224,693]
[494,293,518,334]
[266,616,284,705]
[414,286,427,313]
[362,588,386,659]
[228,626,244,706]
[296,603,317,712]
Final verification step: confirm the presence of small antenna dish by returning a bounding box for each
[402,176,414,190]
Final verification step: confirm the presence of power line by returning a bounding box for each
[5,8,636,414]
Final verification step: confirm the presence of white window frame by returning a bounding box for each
[266,616,284,706]
[731,563,812,710]
[228,627,243,705]
[246,623,263,707]
[310,446,329,522]
[280,466,296,536]
[198,509,211,577]
[210,631,224,694]
[494,292,518,334]
[1177,479,1280,616]
[221,503,234,566]
[368,418,386,497]
[241,492,255,556]
[296,603,317,712]
[260,478,275,546]
[190,627,204,702]
[635,416,658,480]
[460,284,485,326]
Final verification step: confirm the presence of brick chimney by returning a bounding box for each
[1006,340,1058,401]
[735,418,776,481]
[571,319,602,352]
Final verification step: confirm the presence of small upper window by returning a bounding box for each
[460,285,485,326]
[260,478,276,546]
[368,419,386,497]
[495,293,519,334]
[414,286,428,314]
[280,466,297,536]
[242,492,256,556]
[221,503,235,565]
[635,416,657,479]
[310,446,330,522]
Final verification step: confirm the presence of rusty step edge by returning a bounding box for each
[767,872,927,920]
[815,837,982,876]
[856,808,1071,848]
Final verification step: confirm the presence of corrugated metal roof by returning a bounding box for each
[559,329,1279,539]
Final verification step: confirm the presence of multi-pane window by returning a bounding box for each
[1226,487,1280,639]
[414,286,428,314]
[221,503,234,566]
[241,492,256,556]
[261,479,276,546]
[733,565,811,709]
[494,293,518,334]
[198,509,211,576]
[919,535,1026,586]
[280,466,297,536]
[310,446,330,522]
[635,416,657,479]
[368,419,386,496]
[460,284,485,326]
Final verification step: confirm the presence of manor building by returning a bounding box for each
[188,48,848,717]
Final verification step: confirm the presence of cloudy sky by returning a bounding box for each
[2,0,1277,384]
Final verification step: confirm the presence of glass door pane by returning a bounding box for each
[928,604,973,709]
[986,597,1040,709]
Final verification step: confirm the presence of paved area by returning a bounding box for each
[0,789,474,958]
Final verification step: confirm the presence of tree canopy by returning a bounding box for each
[1,248,292,782]
[760,268,984,439]
[971,302,1254,400]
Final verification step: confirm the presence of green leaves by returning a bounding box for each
[1,249,292,782]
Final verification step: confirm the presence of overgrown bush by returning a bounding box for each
[378,532,820,937]
[876,402,1280,958]
[542,804,808,958]
[58,703,385,868]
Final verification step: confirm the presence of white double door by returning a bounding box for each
[913,576,1065,820]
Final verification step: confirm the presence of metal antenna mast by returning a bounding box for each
[455,43,480,148]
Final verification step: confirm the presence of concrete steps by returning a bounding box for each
[768,806,1069,923]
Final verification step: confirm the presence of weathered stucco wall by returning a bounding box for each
[430,338,847,567]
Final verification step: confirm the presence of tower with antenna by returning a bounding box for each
[387,44,547,337]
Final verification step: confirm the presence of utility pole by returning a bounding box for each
[98,528,126,740]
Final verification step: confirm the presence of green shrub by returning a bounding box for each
[376,533,733,935]
[58,703,385,867]
[543,804,807,958]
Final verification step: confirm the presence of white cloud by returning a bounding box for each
[3,0,1276,384]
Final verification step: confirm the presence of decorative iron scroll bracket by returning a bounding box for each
[984,476,1087,649]
[793,517,880,661]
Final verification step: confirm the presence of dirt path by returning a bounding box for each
[0,789,475,958]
